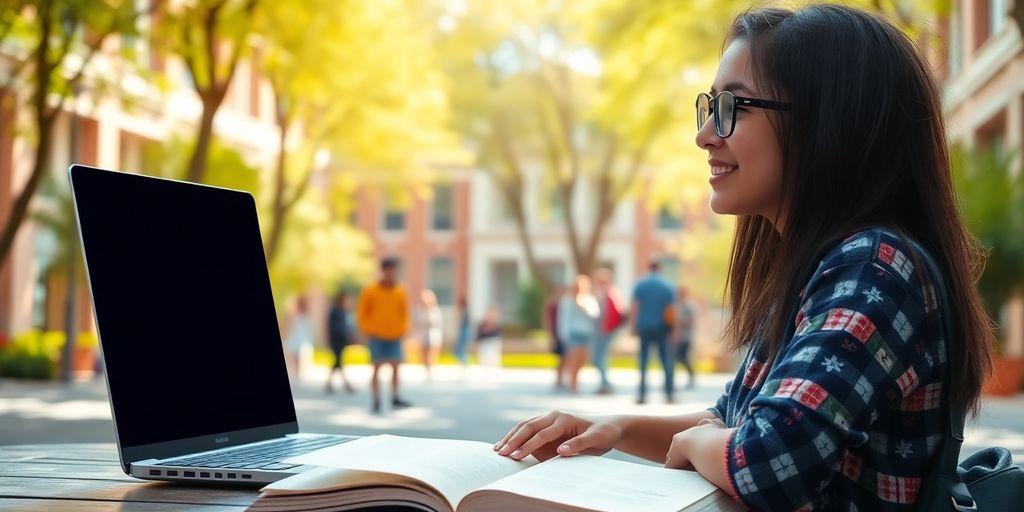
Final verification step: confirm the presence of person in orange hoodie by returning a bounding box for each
[357,257,411,413]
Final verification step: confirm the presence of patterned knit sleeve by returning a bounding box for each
[724,236,938,510]
[709,380,732,421]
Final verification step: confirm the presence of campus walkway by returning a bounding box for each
[1,365,1023,464]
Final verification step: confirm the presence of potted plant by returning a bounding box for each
[0,330,59,380]
[73,331,99,375]
[952,144,1024,395]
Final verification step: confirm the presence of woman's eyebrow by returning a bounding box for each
[710,82,755,96]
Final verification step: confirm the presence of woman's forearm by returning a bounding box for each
[611,410,718,463]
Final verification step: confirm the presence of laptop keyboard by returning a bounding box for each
[157,435,354,471]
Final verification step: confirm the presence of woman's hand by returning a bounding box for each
[664,417,735,493]
[664,417,725,470]
[494,410,623,462]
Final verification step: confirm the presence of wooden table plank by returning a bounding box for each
[0,498,247,511]
[0,443,119,462]
[0,462,136,481]
[0,444,257,510]
[0,476,256,506]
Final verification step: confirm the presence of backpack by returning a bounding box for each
[602,289,624,333]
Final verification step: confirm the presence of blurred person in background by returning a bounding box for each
[453,296,472,375]
[357,257,412,414]
[630,261,677,404]
[413,289,444,381]
[557,275,600,394]
[476,305,503,378]
[669,286,697,390]
[282,295,314,383]
[325,292,356,394]
[542,286,567,390]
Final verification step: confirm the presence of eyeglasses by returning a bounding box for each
[696,91,791,138]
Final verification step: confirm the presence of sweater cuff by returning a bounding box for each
[722,429,748,509]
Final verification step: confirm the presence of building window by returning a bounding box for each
[431,184,454,230]
[491,260,519,323]
[542,187,564,222]
[990,0,1006,36]
[539,260,567,287]
[383,208,405,231]
[974,0,992,50]
[657,207,683,230]
[949,4,963,76]
[428,257,454,306]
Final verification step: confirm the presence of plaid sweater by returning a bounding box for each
[711,228,946,511]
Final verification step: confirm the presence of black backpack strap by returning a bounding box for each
[906,239,976,511]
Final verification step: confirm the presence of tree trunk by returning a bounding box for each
[185,97,218,183]
[265,96,290,263]
[60,248,77,383]
[0,114,56,267]
[492,116,556,293]
[506,192,555,294]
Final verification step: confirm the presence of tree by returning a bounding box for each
[0,0,144,268]
[436,0,747,291]
[157,0,259,184]
[258,0,464,263]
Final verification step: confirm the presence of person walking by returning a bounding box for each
[325,292,356,394]
[669,286,697,390]
[282,295,314,383]
[630,261,676,404]
[475,305,503,378]
[356,258,412,413]
[413,289,443,381]
[452,296,472,373]
[557,275,600,394]
[542,286,567,390]
[592,268,625,395]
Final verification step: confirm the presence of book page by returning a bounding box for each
[285,434,535,508]
[466,454,719,512]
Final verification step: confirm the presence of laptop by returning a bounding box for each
[68,164,355,484]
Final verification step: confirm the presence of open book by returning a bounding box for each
[246,435,738,512]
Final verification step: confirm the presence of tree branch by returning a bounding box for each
[217,0,258,100]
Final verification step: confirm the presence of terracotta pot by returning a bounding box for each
[72,346,96,375]
[982,355,1024,396]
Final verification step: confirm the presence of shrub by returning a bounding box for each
[517,280,546,330]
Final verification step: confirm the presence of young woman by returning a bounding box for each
[494,5,993,510]
[412,289,444,381]
[557,275,600,394]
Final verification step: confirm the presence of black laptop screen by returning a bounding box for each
[71,166,296,448]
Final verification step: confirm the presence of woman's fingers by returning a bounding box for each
[495,411,562,456]
[554,428,603,457]
[508,424,568,461]
[663,431,690,469]
[494,417,536,452]
[695,417,725,428]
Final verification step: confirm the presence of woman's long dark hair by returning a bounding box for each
[722,5,993,416]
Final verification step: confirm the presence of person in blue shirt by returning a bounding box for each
[630,261,677,404]
[494,5,993,510]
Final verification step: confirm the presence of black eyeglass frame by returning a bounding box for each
[696,91,791,138]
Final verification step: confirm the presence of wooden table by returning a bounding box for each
[0,444,254,511]
[0,444,742,511]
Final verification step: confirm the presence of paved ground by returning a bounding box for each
[2,364,1023,463]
